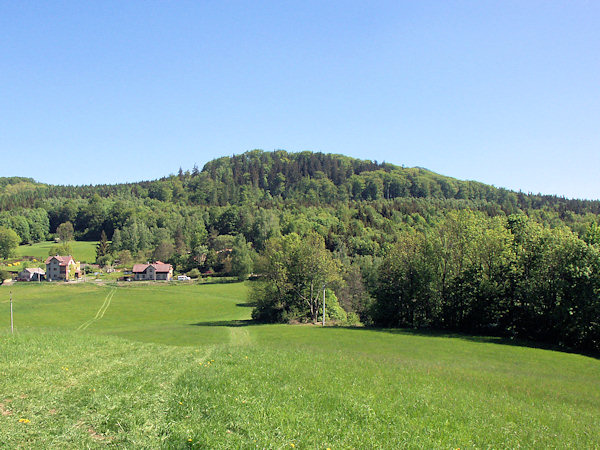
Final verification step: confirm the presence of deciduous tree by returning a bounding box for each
[0,227,20,259]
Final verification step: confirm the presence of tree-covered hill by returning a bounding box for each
[1,150,599,213]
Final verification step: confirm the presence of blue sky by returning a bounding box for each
[1,1,599,199]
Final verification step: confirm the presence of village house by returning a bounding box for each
[18,267,46,282]
[45,255,81,281]
[132,261,173,281]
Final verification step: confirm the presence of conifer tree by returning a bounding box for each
[96,230,110,261]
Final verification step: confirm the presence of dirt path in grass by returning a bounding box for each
[229,327,252,346]
[77,287,116,331]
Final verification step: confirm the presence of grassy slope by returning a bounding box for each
[14,241,99,264]
[0,283,599,448]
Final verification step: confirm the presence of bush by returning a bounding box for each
[318,289,347,323]
[187,268,201,279]
[97,255,113,267]
[345,312,362,326]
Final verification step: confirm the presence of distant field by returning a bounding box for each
[1,282,599,448]
[14,240,99,263]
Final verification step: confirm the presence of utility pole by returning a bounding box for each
[10,291,13,334]
[322,285,326,326]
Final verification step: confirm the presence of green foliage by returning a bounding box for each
[152,240,175,262]
[49,242,73,257]
[373,211,600,353]
[251,233,342,323]
[96,254,113,267]
[95,230,110,263]
[56,221,74,242]
[110,228,122,252]
[584,221,600,247]
[0,226,20,259]
[0,208,48,243]
[230,234,253,280]
[116,249,133,266]
[318,289,347,323]
[186,268,201,278]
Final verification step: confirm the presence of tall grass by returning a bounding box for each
[1,282,599,447]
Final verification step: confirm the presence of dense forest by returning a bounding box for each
[1,150,599,353]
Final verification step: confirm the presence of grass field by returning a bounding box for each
[15,241,99,263]
[1,282,599,448]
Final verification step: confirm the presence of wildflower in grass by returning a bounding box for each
[18,418,30,423]
[290,444,295,448]
[188,438,192,442]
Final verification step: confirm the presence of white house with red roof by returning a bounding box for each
[132,261,173,281]
[45,255,81,281]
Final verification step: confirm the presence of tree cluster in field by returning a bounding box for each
[372,212,600,353]
[249,211,600,353]
[0,150,599,353]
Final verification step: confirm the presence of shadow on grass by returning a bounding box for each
[190,319,257,327]
[196,278,240,285]
[236,302,256,308]
[337,326,600,359]
[190,316,599,358]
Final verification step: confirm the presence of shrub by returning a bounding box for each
[187,268,201,279]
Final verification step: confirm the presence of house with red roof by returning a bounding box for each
[45,255,81,281]
[132,261,173,281]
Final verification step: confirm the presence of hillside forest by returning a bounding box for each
[1,150,599,353]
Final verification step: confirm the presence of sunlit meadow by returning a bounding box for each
[1,282,598,447]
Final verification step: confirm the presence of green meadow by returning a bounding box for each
[1,282,599,448]
[15,241,99,263]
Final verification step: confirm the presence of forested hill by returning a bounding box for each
[1,150,599,215]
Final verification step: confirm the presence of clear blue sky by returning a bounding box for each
[1,1,599,199]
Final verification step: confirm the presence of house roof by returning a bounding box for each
[23,268,45,274]
[152,261,172,272]
[132,262,173,273]
[45,255,75,266]
[132,264,149,273]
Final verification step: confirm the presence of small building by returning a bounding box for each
[132,261,173,281]
[18,267,46,282]
[45,255,81,281]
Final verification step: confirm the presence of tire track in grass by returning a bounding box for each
[77,288,116,331]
